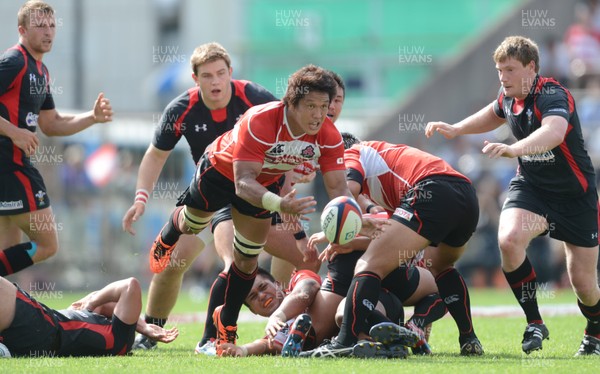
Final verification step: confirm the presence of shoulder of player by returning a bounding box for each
[534,76,568,98]
[232,79,278,103]
[161,87,201,114]
[0,46,27,68]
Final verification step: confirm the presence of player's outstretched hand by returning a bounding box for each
[482,140,517,159]
[295,236,318,263]
[279,189,316,220]
[359,216,390,239]
[265,311,287,338]
[92,92,113,123]
[122,202,145,235]
[425,121,459,139]
[144,324,179,343]
[307,232,327,249]
[318,242,355,262]
[219,343,245,357]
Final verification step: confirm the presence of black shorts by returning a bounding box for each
[392,176,479,247]
[178,154,281,219]
[321,251,363,297]
[503,177,599,247]
[381,266,420,303]
[209,203,284,234]
[0,167,50,215]
[56,309,136,357]
[0,286,59,357]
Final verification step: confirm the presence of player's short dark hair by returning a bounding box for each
[493,36,540,73]
[18,1,54,28]
[283,65,337,108]
[327,70,345,98]
[341,132,360,149]
[190,42,231,75]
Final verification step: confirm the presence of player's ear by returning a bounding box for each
[191,73,199,86]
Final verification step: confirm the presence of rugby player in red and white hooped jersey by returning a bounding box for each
[145,64,384,356]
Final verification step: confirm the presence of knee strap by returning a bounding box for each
[234,229,265,257]
[182,206,211,234]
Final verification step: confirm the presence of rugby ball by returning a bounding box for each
[320,196,362,245]
[0,342,11,358]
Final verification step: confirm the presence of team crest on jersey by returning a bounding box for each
[301,145,315,158]
[35,190,46,206]
[526,108,533,126]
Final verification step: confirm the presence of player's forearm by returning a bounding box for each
[455,103,505,136]
[275,280,319,320]
[509,117,566,157]
[136,147,169,193]
[236,176,272,209]
[243,339,274,356]
[0,116,19,138]
[84,279,130,310]
[40,111,96,136]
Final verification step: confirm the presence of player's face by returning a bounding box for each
[495,57,536,99]
[194,59,233,109]
[287,91,330,136]
[245,275,284,317]
[327,85,345,124]
[19,13,56,58]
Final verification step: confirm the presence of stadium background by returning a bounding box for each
[0,0,596,294]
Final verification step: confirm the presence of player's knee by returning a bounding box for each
[571,276,597,303]
[233,229,265,257]
[35,243,59,262]
[124,277,142,297]
[182,206,210,234]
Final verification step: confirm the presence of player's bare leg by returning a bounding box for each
[498,208,548,353]
[0,208,59,276]
[146,235,207,319]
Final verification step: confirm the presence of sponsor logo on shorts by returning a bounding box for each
[0,200,24,210]
[394,208,413,221]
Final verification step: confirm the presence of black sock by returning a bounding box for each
[220,264,257,326]
[338,271,381,346]
[377,289,404,325]
[366,309,391,328]
[144,315,167,328]
[503,257,543,324]
[200,271,227,344]
[0,242,35,276]
[435,268,474,336]
[160,207,184,246]
[578,299,600,337]
[409,293,448,328]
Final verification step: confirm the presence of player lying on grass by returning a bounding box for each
[0,277,178,357]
